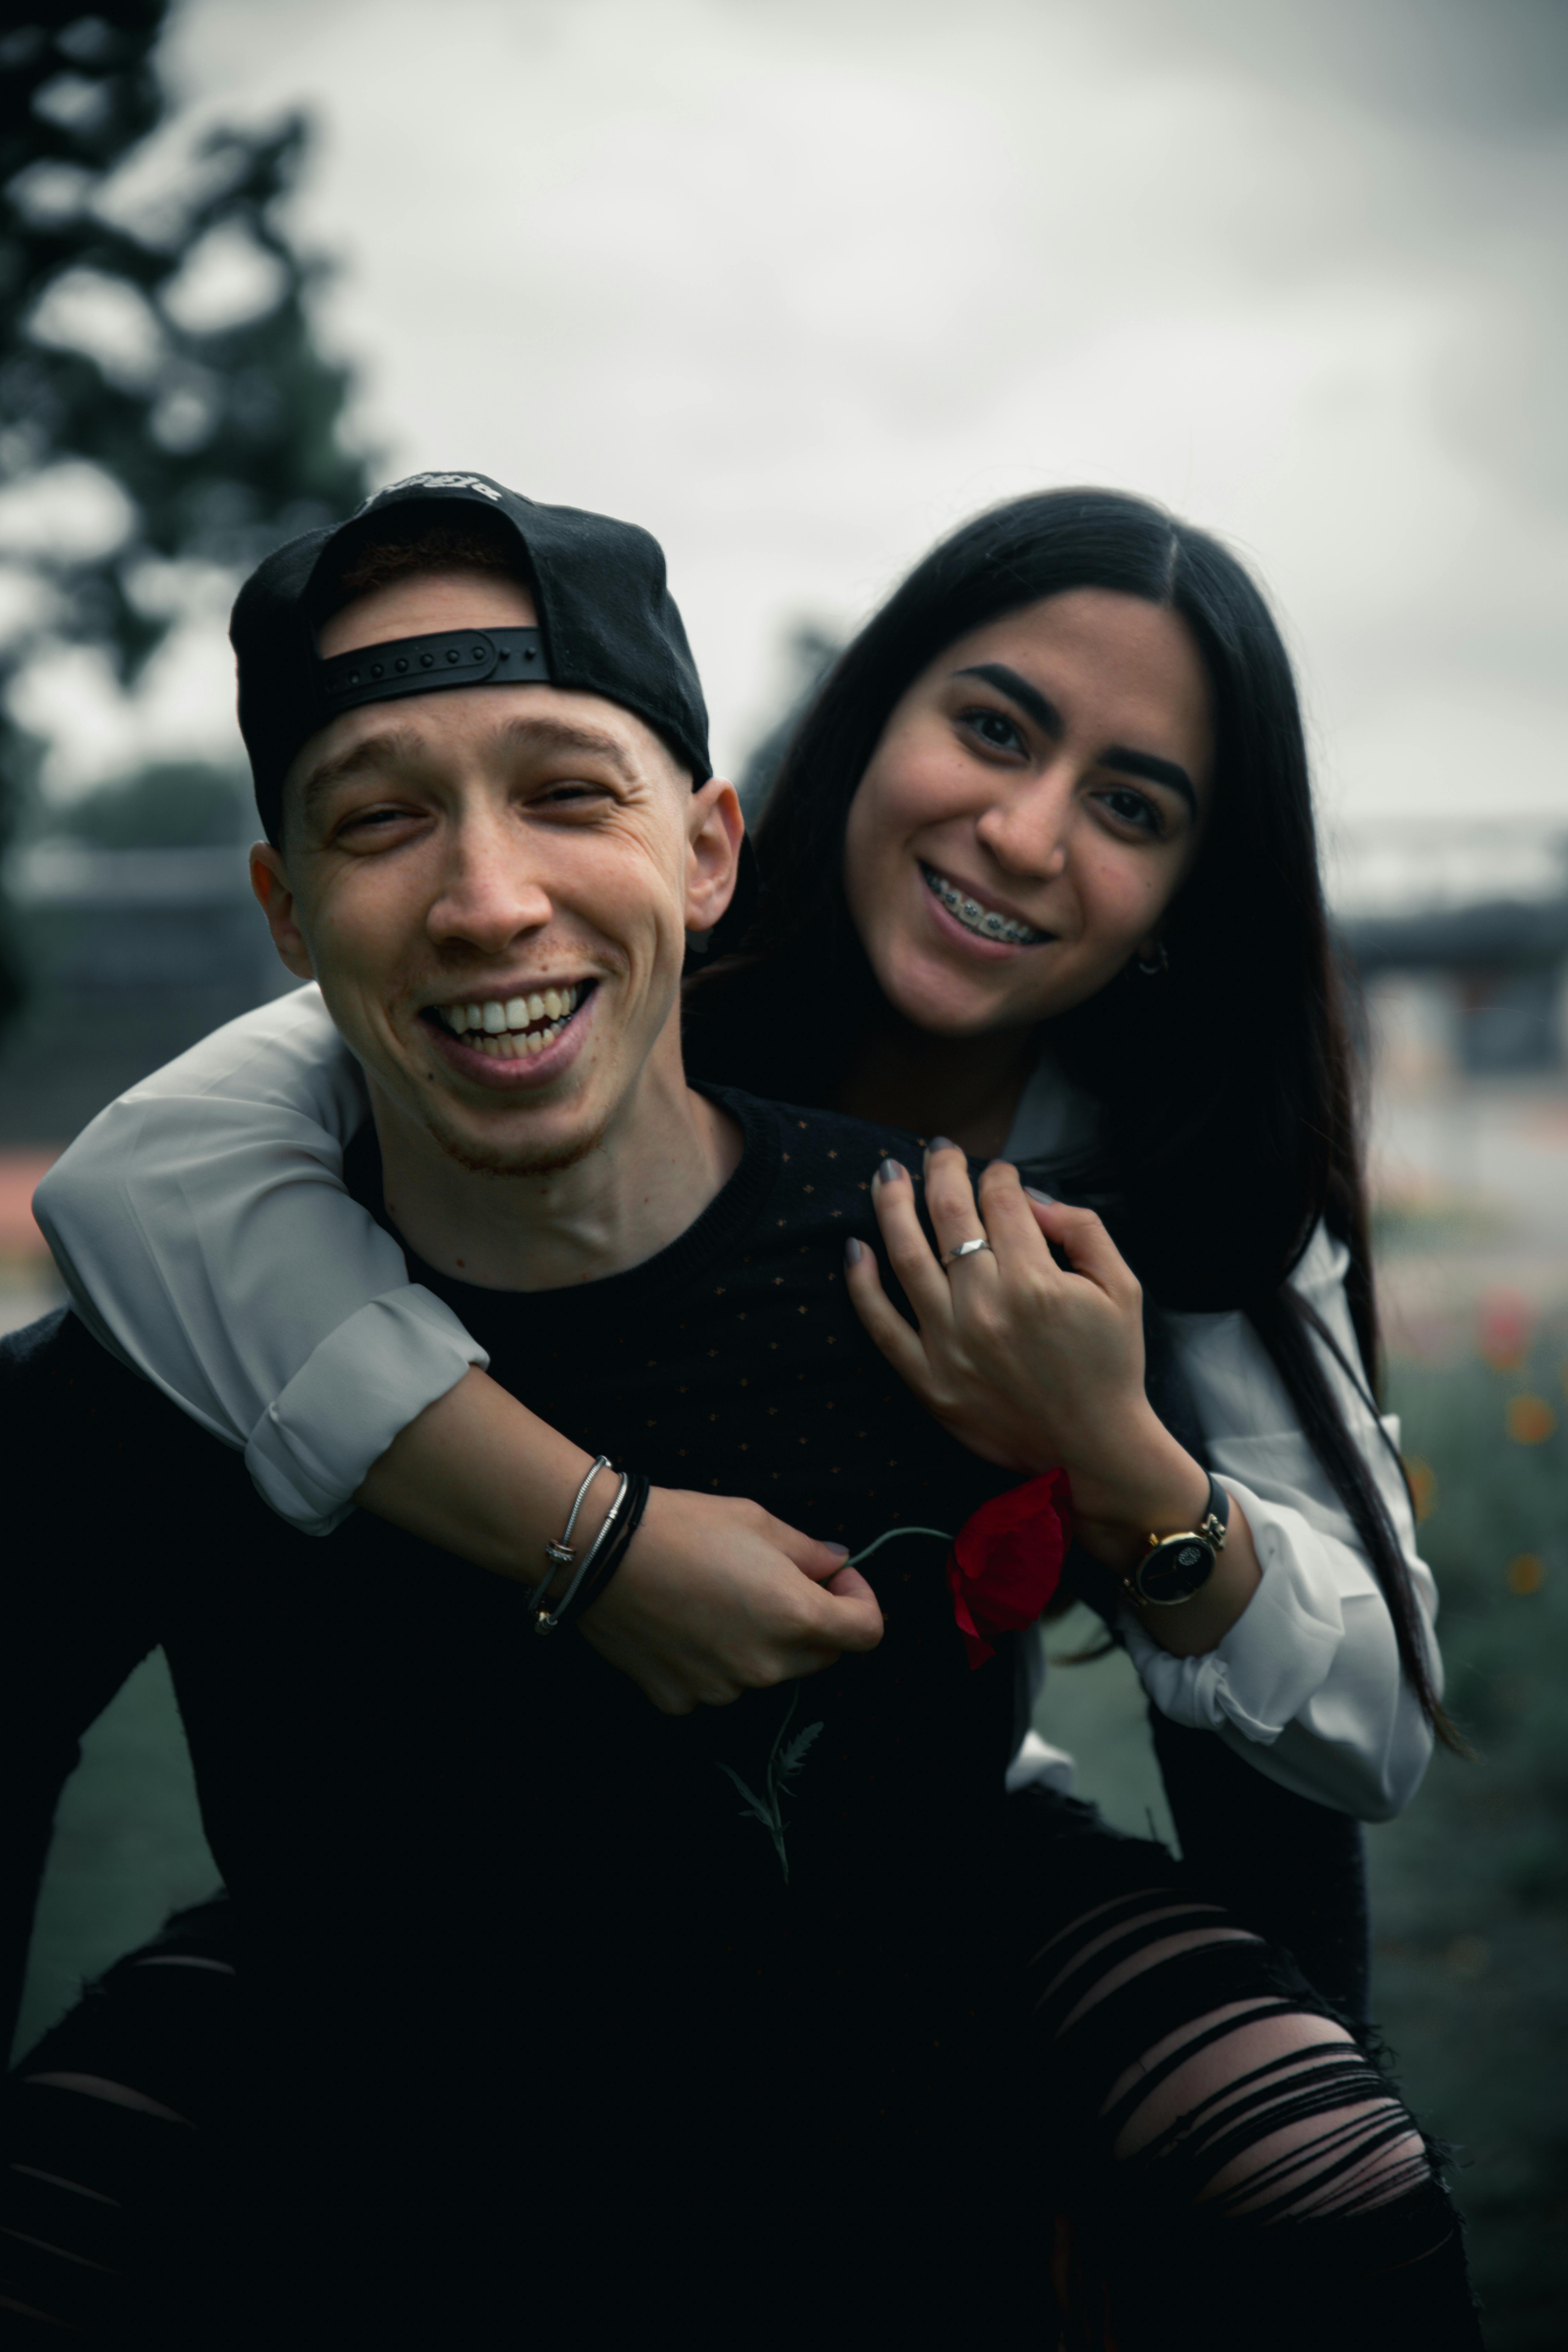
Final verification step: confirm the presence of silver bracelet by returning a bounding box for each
[534,1470,632,1636]
[529,1455,611,1614]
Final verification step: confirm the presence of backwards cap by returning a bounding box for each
[232,471,713,844]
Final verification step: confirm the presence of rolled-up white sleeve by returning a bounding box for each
[32,984,488,1535]
[1119,1223,1440,1822]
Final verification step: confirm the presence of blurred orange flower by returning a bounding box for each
[1506,1395,1556,1445]
[1478,1289,1532,1372]
[1507,1554,1546,1595]
[1405,1457,1436,1521]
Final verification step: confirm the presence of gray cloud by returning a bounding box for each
[26,0,1565,903]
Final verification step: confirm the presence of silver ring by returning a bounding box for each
[941,1237,993,1268]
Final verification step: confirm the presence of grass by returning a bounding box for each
[1367,1320,1568,2347]
[10,1650,219,2064]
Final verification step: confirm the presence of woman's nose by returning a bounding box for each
[974,773,1072,880]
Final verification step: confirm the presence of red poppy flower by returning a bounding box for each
[945,1470,1071,1669]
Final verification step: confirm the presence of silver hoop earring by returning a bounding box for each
[1135,940,1170,978]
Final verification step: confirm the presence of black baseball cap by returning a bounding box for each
[232,471,714,845]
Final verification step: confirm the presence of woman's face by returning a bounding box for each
[843,589,1216,1039]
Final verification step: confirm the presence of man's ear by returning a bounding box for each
[684,778,744,938]
[250,843,316,981]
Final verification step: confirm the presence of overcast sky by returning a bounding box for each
[20,0,1568,904]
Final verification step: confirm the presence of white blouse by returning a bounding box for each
[1004,1046,1437,1822]
[34,983,1439,1824]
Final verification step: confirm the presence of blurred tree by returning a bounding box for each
[738,624,840,823]
[55,758,245,848]
[0,0,371,1028]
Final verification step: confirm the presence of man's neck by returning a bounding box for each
[370,1046,744,1292]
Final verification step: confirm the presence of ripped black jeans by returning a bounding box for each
[1007,1787,1479,2349]
[2,1799,1481,2349]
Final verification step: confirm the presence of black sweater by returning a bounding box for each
[1,1089,1037,2323]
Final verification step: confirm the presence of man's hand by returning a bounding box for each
[358,1370,883,1710]
[579,1488,883,1714]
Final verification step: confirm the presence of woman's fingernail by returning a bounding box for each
[927,1135,956,1154]
[844,1236,864,1265]
[876,1158,905,1185]
[823,1542,850,1562]
[1025,1186,1056,1205]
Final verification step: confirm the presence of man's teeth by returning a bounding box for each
[921,864,1049,947]
[437,985,580,1057]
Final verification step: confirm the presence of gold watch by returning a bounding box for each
[1125,1473,1230,1607]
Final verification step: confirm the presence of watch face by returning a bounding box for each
[1136,1534,1215,1606]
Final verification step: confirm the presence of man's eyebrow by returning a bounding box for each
[299,725,425,812]
[952,661,1197,815]
[298,710,639,814]
[494,713,639,778]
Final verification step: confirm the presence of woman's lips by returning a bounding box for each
[918,863,1054,960]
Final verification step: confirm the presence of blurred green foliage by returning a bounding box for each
[1371,1313,1568,2347]
[0,0,371,1026]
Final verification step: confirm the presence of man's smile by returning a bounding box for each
[417,979,598,1084]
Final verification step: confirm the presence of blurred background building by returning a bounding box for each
[2,1,1566,2341]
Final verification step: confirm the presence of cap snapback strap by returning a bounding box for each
[315,626,550,717]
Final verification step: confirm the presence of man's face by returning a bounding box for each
[251,566,740,1177]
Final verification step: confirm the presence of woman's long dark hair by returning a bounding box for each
[687,487,1450,1740]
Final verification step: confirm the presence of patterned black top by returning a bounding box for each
[1,1088,1042,2321]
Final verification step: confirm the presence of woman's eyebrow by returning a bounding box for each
[953,661,1196,815]
[1099,745,1197,814]
[953,662,1063,739]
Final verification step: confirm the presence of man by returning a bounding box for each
[1,477,1039,2341]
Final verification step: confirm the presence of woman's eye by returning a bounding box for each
[1095,786,1163,835]
[960,707,1026,756]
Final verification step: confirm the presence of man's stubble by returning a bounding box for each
[414,1084,613,1183]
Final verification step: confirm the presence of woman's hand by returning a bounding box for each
[844,1143,1160,1505]
[843,1143,1261,1654]
[579,1489,883,1714]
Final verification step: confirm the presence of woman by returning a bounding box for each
[25,488,1473,2345]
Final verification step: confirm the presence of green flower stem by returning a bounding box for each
[717,1527,953,1884]
[846,1525,951,1567]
